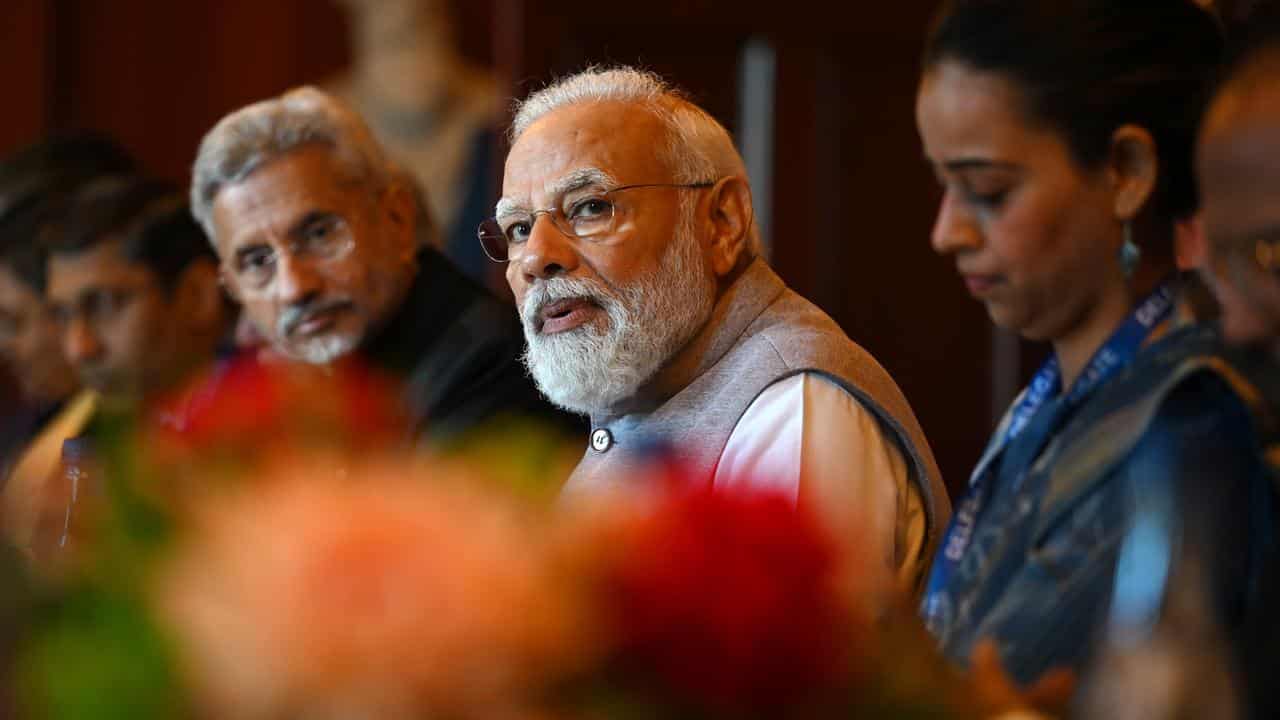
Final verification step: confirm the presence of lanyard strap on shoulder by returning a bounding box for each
[923,280,1178,624]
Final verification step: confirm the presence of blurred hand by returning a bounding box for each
[969,639,1076,718]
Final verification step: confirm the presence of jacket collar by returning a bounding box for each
[362,248,487,375]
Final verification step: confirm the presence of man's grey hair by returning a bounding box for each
[190,86,393,241]
[510,66,761,256]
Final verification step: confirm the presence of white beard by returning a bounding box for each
[293,333,358,361]
[287,333,359,365]
[272,301,362,365]
[519,216,716,416]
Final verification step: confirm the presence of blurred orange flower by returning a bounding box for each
[155,458,597,719]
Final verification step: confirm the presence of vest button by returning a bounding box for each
[590,428,613,453]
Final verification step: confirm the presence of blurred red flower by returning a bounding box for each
[148,353,406,456]
[604,479,858,714]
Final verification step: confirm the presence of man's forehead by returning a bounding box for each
[212,147,358,234]
[502,101,670,203]
[220,154,334,204]
[1199,93,1280,246]
[1201,104,1280,189]
[48,238,145,294]
[1203,65,1280,150]
[214,182,288,238]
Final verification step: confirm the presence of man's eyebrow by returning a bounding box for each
[287,210,338,238]
[495,167,619,217]
[495,197,523,218]
[548,167,618,196]
[76,286,115,303]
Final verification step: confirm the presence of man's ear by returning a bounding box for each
[1108,124,1160,223]
[705,176,754,277]
[1174,215,1208,271]
[175,259,225,330]
[381,178,419,261]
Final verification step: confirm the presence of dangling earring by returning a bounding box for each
[1120,222,1141,278]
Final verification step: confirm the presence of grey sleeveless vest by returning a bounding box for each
[566,259,950,575]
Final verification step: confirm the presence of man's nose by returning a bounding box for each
[517,215,580,285]
[64,317,104,365]
[273,252,324,305]
[930,191,983,256]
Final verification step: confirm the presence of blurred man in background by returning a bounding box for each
[0,181,96,552]
[191,86,576,445]
[46,177,230,411]
[2,177,234,560]
[0,189,81,465]
[1185,7,1280,716]
[0,137,137,554]
[1200,13,1280,363]
[0,135,135,477]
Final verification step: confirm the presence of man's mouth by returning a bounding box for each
[288,302,354,338]
[961,274,1002,297]
[536,297,600,335]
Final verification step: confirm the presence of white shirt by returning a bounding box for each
[714,372,927,589]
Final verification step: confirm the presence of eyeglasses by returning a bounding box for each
[51,287,143,329]
[222,214,355,294]
[1210,233,1280,292]
[477,182,715,263]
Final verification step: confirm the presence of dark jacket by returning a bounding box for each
[1223,345,1280,720]
[362,248,581,444]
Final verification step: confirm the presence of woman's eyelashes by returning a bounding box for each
[955,172,1013,211]
[965,186,1010,209]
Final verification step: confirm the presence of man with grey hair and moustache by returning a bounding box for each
[192,86,577,444]
[486,66,950,591]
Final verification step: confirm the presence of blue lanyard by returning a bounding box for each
[923,281,1177,623]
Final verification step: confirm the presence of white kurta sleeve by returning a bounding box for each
[713,373,927,587]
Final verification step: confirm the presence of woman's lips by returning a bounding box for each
[538,298,599,335]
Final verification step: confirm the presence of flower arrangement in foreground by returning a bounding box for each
[5,355,1046,719]
[158,459,596,719]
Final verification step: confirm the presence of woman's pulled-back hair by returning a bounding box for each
[923,0,1223,224]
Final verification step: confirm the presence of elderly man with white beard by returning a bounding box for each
[485,66,951,592]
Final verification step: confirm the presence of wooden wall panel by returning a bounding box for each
[48,0,351,184]
[0,0,53,408]
[828,30,995,497]
[0,0,54,156]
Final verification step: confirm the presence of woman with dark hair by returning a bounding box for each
[915,0,1276,685]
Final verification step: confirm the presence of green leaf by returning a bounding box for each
[17,588,187,720]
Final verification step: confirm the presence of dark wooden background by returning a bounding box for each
[1,0,1031,495]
